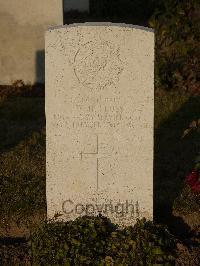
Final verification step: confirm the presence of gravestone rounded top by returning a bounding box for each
[48,22,154,33]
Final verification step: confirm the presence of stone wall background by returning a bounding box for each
[0,0,63,85]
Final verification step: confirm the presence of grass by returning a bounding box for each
[154,89,189,129]
[154,89,200,227]
[0,97,46,231]
[0,89,199,234]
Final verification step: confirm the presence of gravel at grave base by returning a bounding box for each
[176,244,200,266]
[0,240,199,265]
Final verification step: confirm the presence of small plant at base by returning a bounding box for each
[31,216,177,265]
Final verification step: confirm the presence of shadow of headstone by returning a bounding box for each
[0,97,45,152]
[154,96,200,232]
[35,50,45,84]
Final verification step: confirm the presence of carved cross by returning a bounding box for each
[80,135,109,190]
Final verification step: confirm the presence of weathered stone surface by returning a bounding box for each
[0,0,63,84]
[46,23,154,227]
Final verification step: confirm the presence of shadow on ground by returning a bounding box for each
[154,96,200,235]
[0,92,199,239]
[0,95,46,237]
[0,96,45,153]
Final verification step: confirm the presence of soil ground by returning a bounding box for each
[0,85,199,264]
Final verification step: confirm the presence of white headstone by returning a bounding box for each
[0,0,63,85]
[46,23,154,227]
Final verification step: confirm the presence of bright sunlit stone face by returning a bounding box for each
[46,23,154,227]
